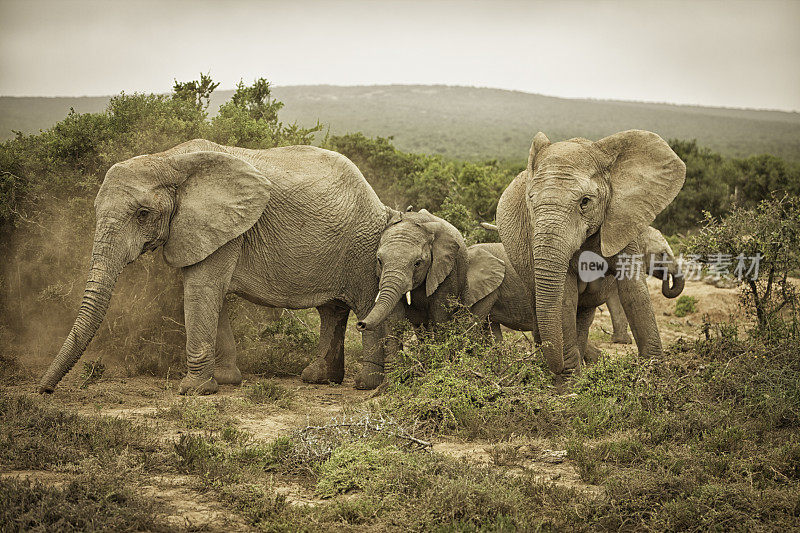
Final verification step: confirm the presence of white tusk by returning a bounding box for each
[406,291,412,305]
[375,291,381,302]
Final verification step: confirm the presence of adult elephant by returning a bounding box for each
[605,226,684,344]
[38,139,391,395]
[354,209,469,389]
[496,130,685,381]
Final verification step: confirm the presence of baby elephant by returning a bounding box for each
[355,209,469,389]
[605,226,684,343]
[468,226,683,357]
[465,242,538,342]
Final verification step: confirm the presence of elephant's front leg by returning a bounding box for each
[616,276,662,357]
[301,302,350,384]
[490,322,503,343]
[354,328,386,390]
[179,240,240,395]
[355,303,405,390]
[214,298,242,385]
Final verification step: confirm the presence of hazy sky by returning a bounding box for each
[1,0,798,111]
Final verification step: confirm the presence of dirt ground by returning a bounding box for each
[0,279,742,531]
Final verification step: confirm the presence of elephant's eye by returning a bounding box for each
[580,196,591,209]
[136,208,150,223]
[414,260,422,267]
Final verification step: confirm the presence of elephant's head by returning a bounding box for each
[38,143,272,393]
[356,209,464,331]
[525,130,685,375]
[643,226,685,298]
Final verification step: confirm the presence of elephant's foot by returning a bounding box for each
[553,371,576,394]
[301,358,344,385]
[214,364,242,386]
[584,343,602,365]
[179,375,219,395]
[354,361,384,390]
[611,332,632,344]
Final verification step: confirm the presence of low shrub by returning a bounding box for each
[380,312,555,438]
[244,379,293,407]
[674,295,698,317]
[0,475,170,532]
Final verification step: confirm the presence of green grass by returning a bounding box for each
[2,313,798,530]
[244,379,294,407]
[675,295,699,317]
[0,474,171,532]
[374,315,800,530]
[0,394,162,470]
[155,396,236,431]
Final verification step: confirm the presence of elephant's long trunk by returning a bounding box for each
[38,230,125,393]
[532,244,570,375]
[356,271,407,331]
[661,273,685,298]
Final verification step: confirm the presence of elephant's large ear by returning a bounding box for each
[464,247,506,307]
[595,130,685,257]
[421,219,464,297]
[528,132,551,174]
[163,151,272,268]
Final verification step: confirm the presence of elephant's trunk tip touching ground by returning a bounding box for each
[38,241,125,393]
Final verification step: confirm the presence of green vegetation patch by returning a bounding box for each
[0,393,161,470]
[674,295,698,317]
[380,313,556,439]
[0,474,170,532]
[244,379,294,407]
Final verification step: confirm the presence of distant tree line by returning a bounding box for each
[2,74,798,244]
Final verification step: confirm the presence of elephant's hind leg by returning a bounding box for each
[301,302,349,384]
[214,299,242,385]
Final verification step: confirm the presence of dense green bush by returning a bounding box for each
[656,139,800,235]
[379,312,554,438]
[687,194,800,336]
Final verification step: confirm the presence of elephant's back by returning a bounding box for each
[231,145,387,310]
[252,145,386,244]
[239,145,381,204]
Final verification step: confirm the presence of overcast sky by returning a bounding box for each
[1,0,798,111]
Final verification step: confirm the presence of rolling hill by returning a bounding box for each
[2,85,799,162]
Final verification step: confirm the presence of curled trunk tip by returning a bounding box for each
[662,273,685,298]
